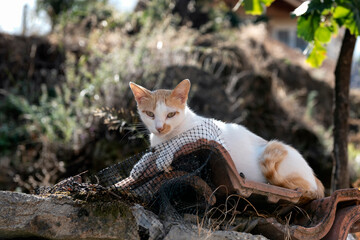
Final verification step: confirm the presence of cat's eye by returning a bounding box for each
[167,112,177,118]
[145,111,154,118]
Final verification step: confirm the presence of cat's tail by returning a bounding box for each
[303,176,324,200]
[260,140,325,201]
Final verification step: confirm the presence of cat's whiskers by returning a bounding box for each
[116,121,150,145]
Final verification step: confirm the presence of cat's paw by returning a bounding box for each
[155,154,173,172]
[130,152,154,179]
[129,162,144,179]
[164,165,174,173]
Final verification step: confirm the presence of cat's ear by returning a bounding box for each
[170,79,191,104]
[129,82,152,103]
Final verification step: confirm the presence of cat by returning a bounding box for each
[129,79,325,200]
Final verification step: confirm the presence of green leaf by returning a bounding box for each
[333,5,351,19]
[346,21,358,35]
[297,13,321,41]
[355,9,360,35]
[307,0,333,13]
[260,0,275,7]
[343,9,360,35]
[330,18,339,36]
[333,4,360,35]
[243,0,263,15]
[306,41,327,67]
[315,26,332,43]
[242,0,275,15]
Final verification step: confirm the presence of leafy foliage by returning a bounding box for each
[242,0,275,15]
[296,13,321,42]
[240,0,360,67]
[294,0,360,67]
[36,0,112,31]
[306,41,327,68]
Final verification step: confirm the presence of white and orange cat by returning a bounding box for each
[129,79,324,200]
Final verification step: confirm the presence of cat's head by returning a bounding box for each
[129,79,190,136]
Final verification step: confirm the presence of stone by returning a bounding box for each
[131,204,165,240]
[0,190,268,240]
[163,224,269,240]
[0,191,139,239]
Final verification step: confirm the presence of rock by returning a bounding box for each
[0,190,268,240]
[0,190,139,240]
[163,224,269,240]
[131,204,165,240]
[209,230,268,240]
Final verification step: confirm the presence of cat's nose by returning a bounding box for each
[156,126,164,133]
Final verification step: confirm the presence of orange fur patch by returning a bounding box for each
[261,140,325,200]
[135,89,187,111]
[130,80,190,110]
[313,176,325,198]
[278,172,311,190]
[159,123,171,135]
[166,95,186,109]
[282,173,324,203]
[261,141,287,183]
[168,79,190,107]
[298,176,325,202]
[129,82,152,104]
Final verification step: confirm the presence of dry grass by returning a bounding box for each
[190,184,314,239]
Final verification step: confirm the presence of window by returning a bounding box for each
[273,28,308,51]
[295,37,307,51]
[277,30,290,46]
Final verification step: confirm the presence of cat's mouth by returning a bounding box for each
[153,131,170,137]
[154,124,171,136]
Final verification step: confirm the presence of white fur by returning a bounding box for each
[128,77,320,193]
[144,105,318,192]
[138,101,187,143]
[278,144,317,190]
